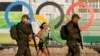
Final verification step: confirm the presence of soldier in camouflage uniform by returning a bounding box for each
[66,14,82,56]
[15,14,33,56]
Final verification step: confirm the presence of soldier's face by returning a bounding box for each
[22,17,29,24]
[73,17,79,23]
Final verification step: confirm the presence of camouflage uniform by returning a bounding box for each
[15,22,33,56]
[66,21,81,56]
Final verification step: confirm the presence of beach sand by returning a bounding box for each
[0,46,99,56]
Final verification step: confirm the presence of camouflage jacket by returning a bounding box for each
[18,22,33,42]
[67,21,81,42]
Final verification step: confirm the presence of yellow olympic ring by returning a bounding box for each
[34,14,48,23]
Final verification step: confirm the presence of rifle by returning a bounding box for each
[79,31,83,49]
[80,37,83,49]
[32,33,37,51]
[28,23,37,51]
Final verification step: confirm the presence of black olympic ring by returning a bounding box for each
[36,2,64,29]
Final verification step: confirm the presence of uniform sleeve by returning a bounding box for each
[27,24,34,34]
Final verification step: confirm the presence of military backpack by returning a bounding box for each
[10,24,19,40]
[60,24,69,40]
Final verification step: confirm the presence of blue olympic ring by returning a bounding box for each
[5,1,34,27]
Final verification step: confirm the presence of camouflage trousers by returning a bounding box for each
[66,41,80,56]
[15,40,31,56]
[15,46,31,56]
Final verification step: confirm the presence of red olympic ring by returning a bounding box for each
[66,2,95,30]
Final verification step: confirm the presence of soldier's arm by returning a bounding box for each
[28,24,35,34]
[77,26,83,49]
